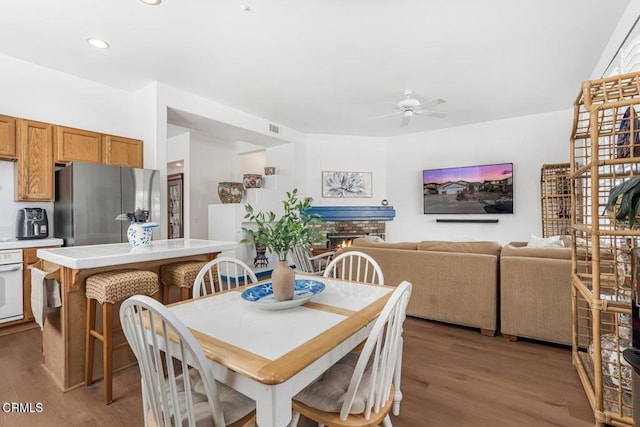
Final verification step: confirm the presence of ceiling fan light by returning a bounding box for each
[86,38,109,49]
[398,98,420,108]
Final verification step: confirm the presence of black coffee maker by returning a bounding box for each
[15,208,49,240]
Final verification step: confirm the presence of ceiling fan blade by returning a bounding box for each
[369,111,402,120]
[415,110,448,118]
[400,113,411,127]
[383,102,402,110]
[417,97,447,108]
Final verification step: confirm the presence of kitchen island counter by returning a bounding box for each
[37,238,236,269]
[37,238,236,391]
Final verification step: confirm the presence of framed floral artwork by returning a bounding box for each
[322,171,372,198]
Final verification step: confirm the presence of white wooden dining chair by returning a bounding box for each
[323,250,403,415]
[291,245,335,275]
[290,281,412,427]
[192,257,258,298]
[323,250,385,285]
[119,295,256,427]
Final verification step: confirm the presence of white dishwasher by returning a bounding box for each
[0,249,23,323]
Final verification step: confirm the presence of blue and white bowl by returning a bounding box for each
[241,279,325,310]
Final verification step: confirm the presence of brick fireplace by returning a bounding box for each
[306,206,395,250]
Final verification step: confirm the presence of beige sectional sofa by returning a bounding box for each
[343,239,501,336]
[499,242,572,345]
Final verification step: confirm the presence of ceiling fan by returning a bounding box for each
[375,89,448,127]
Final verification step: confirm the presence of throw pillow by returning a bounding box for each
[527,235,565,248]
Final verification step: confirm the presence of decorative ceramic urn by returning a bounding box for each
[127,222,159,248]
[217,182,244,203]
[243,174,263,189]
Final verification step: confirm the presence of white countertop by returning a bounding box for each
[0,238,64,251]
[36,238,237,269]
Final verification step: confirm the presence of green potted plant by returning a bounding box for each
[605,176,640,227]
[241,189,326,300]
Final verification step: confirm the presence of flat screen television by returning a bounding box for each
[423,162,513,214]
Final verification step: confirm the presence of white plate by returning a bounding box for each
[241,279,325,310]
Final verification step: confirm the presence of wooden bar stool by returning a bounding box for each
[159,261,208,304]
[85,268,159,404]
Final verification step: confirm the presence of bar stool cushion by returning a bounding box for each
[160,261,209,288]
[86,269,159,304]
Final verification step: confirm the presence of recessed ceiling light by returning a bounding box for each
[86,38,109,49]
[240,4,251,11]
[140,0,161,5]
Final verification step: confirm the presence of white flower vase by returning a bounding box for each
[127,222,159,248]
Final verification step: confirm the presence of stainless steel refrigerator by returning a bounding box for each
[54,162,161,246]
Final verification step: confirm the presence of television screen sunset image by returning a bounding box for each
[423,163,513,214]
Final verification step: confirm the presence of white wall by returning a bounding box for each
[385,109,573,245]
[133,82,161,170]
[240,151,265,175]
[152,83,308,238]
[167,132,189,165]
[303,134,388,206]
[0,54,140,236]
[189,132,241,238]
[0,54,137,136]
[240,143,298,217]
[152,82,305,179]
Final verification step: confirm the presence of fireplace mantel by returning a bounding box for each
[306,206,395,221]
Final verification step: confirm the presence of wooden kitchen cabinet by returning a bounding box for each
[16,119,54,201]
[7,115,143,200]
[54,126,102,164]
[103,134,143,168]
[0,115,17,160]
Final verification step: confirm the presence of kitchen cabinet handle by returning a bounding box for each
[0,264,22,272]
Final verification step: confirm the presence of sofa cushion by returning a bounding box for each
[352,238,418,250]
[416,241,501,257]
[527,235,565,248]
[342,245,498,331]
[502,243,571,260]
[559,235,572,248]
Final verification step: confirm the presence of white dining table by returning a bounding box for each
[167,273,395,427]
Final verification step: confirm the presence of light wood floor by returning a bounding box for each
[0,317,594,427]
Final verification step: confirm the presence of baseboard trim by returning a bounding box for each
[0,320,38,337]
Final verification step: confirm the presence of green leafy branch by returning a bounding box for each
[604,176,640,227]
[240,189,326,261]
